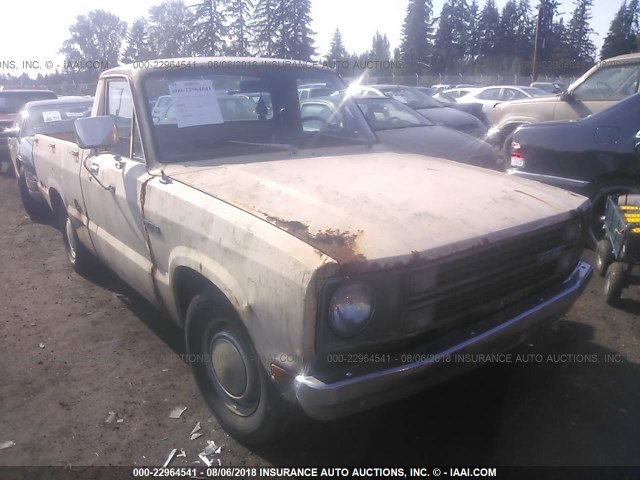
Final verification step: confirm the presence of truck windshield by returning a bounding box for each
[143,67,377,162]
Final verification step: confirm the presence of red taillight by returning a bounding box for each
[510,142,525,167]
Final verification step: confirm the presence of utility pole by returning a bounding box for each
[532,5,542,82]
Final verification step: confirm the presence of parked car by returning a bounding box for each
[430,84,455,93]
[301,95,497,168]
[442,87,478,98]
[457,85,551,117]
[508,93,640,246]
[298,83,335,100]
[416,87,490,127]
[32,58,591,443]
[530,82,566,94]
[349,85,487,138]
[0,89,57,164]
[489,53,640,162]
[1,97,92,217]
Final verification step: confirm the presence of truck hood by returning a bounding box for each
[164,150,587,271]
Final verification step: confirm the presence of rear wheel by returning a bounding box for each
[185,288,293,444]
[58,205,94,274]
[596,239,613,277]
[17,168,48,221]
[604,262,626,306]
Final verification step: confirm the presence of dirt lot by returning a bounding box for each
[0,172,639,468]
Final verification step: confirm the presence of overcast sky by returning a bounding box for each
[0,0,616,76]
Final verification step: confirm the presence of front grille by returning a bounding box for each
[404,221,579,336]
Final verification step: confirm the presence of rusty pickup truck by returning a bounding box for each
[31,58,592,443]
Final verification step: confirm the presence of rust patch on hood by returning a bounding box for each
[264,215,367,265]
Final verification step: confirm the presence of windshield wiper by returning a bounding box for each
[227,140,298,154]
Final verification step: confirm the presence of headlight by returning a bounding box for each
[328,283,375,337]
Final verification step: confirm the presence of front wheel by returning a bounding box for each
[185,289,293,444]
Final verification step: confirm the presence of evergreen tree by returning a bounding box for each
[497,0,520,59]
[564,0,596,71]
[251,0,279,56]
[515,0,534,62]
[327,28,348,62]
[284,0,316,60]
[122,18,152,64]
[226,0,253,56]
[191,0,228,56]
[478,0,500,64]
[534,0,561,64]
[371,31,391,62]
[400,0,435,74]
[148,0,196,58]
[467,0,481,59]
[601,0,640,59]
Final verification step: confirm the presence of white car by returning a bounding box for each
[442,87,478,99]
[457,86,552,116]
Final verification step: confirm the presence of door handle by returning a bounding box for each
[48,142,56,150]
[90,163,99,175]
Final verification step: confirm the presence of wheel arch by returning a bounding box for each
[168,250,252,331]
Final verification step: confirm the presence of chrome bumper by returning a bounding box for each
[295,261,592,420]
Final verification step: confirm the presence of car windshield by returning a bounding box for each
[355,97,432,130]
[144,67,376,162]
[0,91,57,113]
[23,101,93,137]
[376,87,443,109]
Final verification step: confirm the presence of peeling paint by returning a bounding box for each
[263,214,367,266]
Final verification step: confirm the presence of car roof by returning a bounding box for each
[24,97,92,108]
[103,57,332,81]
[0,89,55,94]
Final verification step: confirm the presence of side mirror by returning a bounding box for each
[74,116,118,150]
[0,127,19,139]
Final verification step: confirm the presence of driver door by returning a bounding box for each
[80,78,156,303]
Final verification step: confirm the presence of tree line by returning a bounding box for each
[2,0,640,89]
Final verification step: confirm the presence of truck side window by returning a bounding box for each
[573,64,640,102]
[106,79,138,159]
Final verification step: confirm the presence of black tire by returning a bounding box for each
[589,181,640,249]
[185,288,292,444]
[58,205,94,274]
[17,169,49,221]
[596,239,613,277]
[604,262,626,306]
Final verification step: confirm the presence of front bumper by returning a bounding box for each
[295,261,592,420]
[507,169,592,196]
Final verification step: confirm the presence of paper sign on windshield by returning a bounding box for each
[42,111,62,122]
[168,80,224,128]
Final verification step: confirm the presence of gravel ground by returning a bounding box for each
[0,172,638,467]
